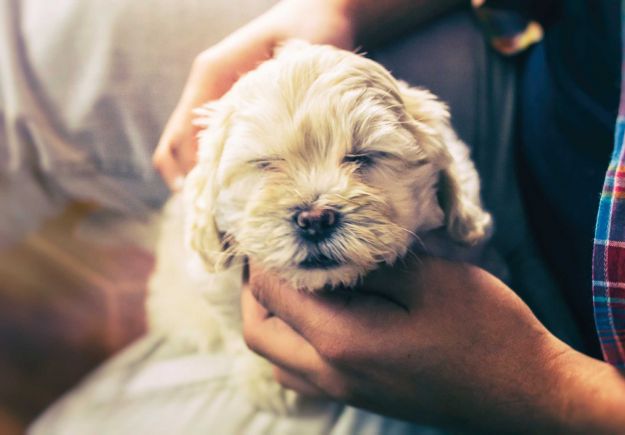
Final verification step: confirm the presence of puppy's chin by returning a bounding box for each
[286,264,365,292]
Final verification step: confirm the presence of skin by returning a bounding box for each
[243,259,625,433]
[154,0,625,431]
[153,0,462,189]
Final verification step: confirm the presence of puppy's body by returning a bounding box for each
[148,42,492,412]
[148,194,291,410]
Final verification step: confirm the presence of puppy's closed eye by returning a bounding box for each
[248,157,285,171]
[343,151,391,170]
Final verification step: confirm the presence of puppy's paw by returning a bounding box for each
[168,327,222,353]
[244,373,299,414]
[237,353,299,414]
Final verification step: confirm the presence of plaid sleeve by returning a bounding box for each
[593,89,625,368]
[592,0,625,368]
[472,0,547,55]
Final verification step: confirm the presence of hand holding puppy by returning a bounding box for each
[153,0,354,189]
[152,0,466,189]
[242,258,625,433]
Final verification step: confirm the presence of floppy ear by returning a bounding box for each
[398,82,492,244]
[183,103,235,271]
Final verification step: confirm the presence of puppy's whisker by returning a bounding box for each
[412,235,425,252]
[384,220,425,250]
[291,187,306,202]
[333,193,368,205]
[408,231,426,251]
[379,103,404,113]
[396,249,425,271]
[341,191,384,205]
[394,225,419,240]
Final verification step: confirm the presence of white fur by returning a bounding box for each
[147,41,491,412]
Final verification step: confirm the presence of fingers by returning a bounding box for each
[152,52,231,189]
[153,56,216,190]
[153,131,197,190]
[272,365,326,397]
[241,285,324,375]
[247,263,410,347]
[153,0,358,190]
[242,284,357,399]
[153,91,203,190]
[168,131,199,176]
[154,24,276,190]
[246,266,334,341]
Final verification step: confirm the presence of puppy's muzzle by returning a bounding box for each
[293,206,340,242]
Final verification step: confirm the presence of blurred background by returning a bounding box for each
[0,202,151,432]
[0,0,276,432]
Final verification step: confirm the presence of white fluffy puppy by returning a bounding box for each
[147,41,492,412]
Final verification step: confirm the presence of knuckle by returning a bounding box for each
[241,322,260,352]
[151,154,161,168]
[316,340,349,363]
[193,49,217,70]
[155,137,185,162]
[272,367,288,386]
[152,148,167,166]
[319,374,351,400]
[154,140,172,157]
[243,322,256,350]
[248,275,267,305]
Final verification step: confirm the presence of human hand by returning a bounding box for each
[242,258,590,432]
[153,0,354,189]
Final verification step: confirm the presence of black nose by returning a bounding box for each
[294,207,339,241]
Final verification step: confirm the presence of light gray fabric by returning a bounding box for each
[0,0,277,247]
[29,335,441,435]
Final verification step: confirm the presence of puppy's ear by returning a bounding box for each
[183,103,234,271]
[398,82,492,244]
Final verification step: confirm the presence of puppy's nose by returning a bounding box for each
[294,207,339,240]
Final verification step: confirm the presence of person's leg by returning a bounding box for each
[372,10,516,227]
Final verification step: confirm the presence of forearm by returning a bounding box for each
[244,257,625,433]
[469,303,625,431]
[412,261,625,433]
[476,339,625,433]
[544,348,625,433]
[199,0,466,85]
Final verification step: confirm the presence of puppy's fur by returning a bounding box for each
[148,41,491,412]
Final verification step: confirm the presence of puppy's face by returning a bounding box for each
[187,42,489,290]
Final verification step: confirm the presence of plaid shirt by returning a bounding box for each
[475,0,625,366]
[593,77,625,367]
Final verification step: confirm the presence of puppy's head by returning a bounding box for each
[185,41,490,290]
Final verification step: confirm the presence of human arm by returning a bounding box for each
[242,258,625,433]
[153,0,464,189]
